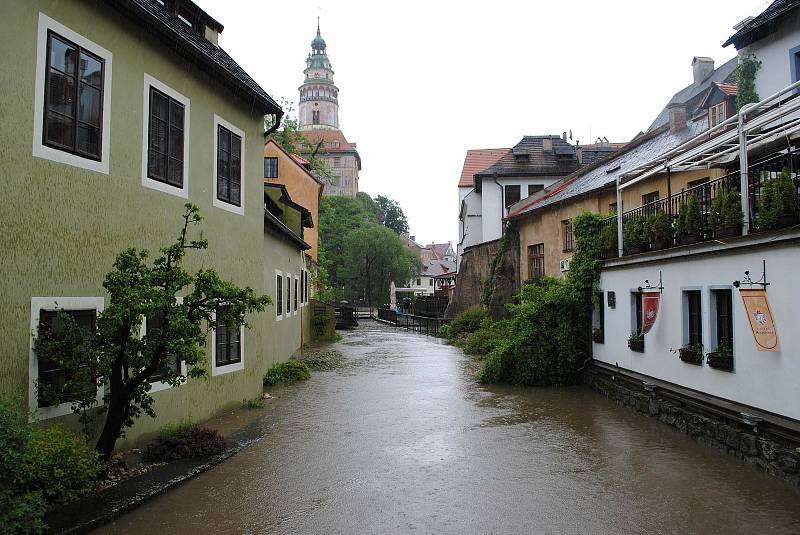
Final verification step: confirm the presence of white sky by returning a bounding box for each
[199,0,770,246]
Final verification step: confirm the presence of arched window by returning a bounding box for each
[312,110,320,124]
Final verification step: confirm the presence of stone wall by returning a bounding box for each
[584,363,800,487]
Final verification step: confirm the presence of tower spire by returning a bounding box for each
[317,16,320,34]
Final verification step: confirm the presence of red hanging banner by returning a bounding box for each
[640,291,661,335]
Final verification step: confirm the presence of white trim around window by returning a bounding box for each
[294,274,300,316]
[275,269,283,321]
[32,13,113,174]
[28,296,105,421]
[141,73,190,198]
[210,308,245,376]
[212,114,245,216]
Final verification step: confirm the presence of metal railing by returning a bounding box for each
[375,308,448,337]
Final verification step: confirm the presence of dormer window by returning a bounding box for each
[709,102,726,127]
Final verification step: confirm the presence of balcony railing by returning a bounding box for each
[615,146,800,256]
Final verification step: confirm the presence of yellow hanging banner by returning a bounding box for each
[739,288,779,352]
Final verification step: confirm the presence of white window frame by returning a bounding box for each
[681,287,703,347]
[141,73,190,198]
[294,274,300,316]
[275,269,283,321]
[140,297,187,393]
[29,296,105,421]
[212,114,245,216]
[709,285,735,354]
[32,13,113,174]
[210,307,245,376]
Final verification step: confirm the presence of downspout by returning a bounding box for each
[264,110,283,138]
[738,104,752,235]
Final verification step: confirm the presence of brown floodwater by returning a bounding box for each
[96,321,800,534]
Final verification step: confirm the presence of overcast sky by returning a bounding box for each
[200,0,769,246]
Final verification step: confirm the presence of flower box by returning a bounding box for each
[678,346,703,365]
[628,335,645,352]
[706,350,734,371]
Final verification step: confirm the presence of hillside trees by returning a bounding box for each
[374,195,410,235]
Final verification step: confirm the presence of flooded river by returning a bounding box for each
[97,321,800,534]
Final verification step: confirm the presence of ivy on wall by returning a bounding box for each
[735,54,761,111]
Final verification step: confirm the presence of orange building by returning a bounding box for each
[264,139,324,262]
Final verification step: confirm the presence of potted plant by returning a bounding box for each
[706,345,734,371]
[675,195,703,245]
[599,218,618,258]
[628,331,644,352]
[645,210,673,250]
[754,168,799,231]
[709,189,743,238]
[592,327,604,343]
[623,216,647,255]
[678,344,703,365]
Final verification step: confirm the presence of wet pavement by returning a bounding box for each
[97,321,800,534]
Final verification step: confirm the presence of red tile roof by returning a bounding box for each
[458,148,509,187]
[715,82,738,96]
[302,129,358,152]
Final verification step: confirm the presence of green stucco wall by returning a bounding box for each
[0,0,302,448]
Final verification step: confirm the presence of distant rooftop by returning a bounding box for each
[458,148,509,187]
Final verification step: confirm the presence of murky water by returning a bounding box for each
[97,321,800,534]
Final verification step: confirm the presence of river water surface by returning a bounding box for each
[97,321,800,534]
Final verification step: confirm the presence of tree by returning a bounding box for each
[374,195,409,235]
[265,98,333,181]
[339,223,421,306]
[34,204,271,461]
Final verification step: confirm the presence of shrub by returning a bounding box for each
[142,426,225,462]
[478,277,582,386]
[462,318,511,356]
[755,169,799,230]
[263,359,311,386]
[623,216,647,248]
[709,189,743,230]
[443,307,488,341]
[599,218,618,252]
[244,398,264,410]
[645,211,672,244]
[0,397,100,534]
[675,195,701,237]
[157,419,194,440]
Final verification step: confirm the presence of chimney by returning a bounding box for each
[562,132,567,141]
[692,57,714,85]
[204,25,219,46]
[542,138,553,152]
[667,103,688,133]
[410,235,415,242]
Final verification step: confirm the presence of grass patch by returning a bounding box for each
[263,359,312,386]
[157,419,193,440]
[244,398,264,410]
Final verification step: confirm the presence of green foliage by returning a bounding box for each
[265,98,332,181]
[599,217,618,252]
[735,55,761,111]
[442,307,489,342]
[623,216,647,247]
[33,204,271,460]
[645,211,672,243]
[482,227,517,306]
[263,359,312,386]
[158,419,194,440]
[0,397,100,533]
[675,195,702,237]
[755,169,799,230]
[462,318,512,356]
[142,426,225,463]
[709,189,743,230]
[478,277,582,385]
[374,195,410,235]
[244,398,265,410]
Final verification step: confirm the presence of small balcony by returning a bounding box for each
[602,146,800,258]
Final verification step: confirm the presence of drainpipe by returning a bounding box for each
[738,104,752,235]
[616,176,623,258]
[492,177,505,233]
[264,110,284,138]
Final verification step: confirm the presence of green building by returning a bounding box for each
[0,0,312,449]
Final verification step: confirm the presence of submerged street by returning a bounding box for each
[99,322,800,534]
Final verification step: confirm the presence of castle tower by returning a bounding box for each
[298,21,338,131]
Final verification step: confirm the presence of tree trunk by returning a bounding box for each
[95,391,128,462]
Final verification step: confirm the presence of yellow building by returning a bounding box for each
[264,138,324,263]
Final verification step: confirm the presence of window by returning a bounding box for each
[684,290,702,347]
[304,270,310,303]
[312,110,320,124]
[504,185,521,209]
[712,289,733,352]
[416,278,421,286]
[527,243,545,279]
[264,157,278,179]
[792,46,800,84]
[334,157,341,168]
[609,202,617,214]
[212,306,243,374]
[276,272,283,318]
[632,291,643,334]
[642,191,660,215]
[142,75,189,197]
[708,102,726,127]
[687,178,711,215]
[145,310,180,383]
[528,184,544,197]
[29,296,104,419]
[562,220,574,252]
[213,115,245,215]
[33,15,112,173]
[429,279,434,286]
[37,309,95,408]
[593,291,604,344]
[294,276,299,312]
[286,275,291,316]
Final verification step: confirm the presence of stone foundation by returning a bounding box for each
[584,362,800,487]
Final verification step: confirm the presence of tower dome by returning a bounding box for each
[311,21,326,53]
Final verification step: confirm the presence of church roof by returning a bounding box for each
[458,148,509,187]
